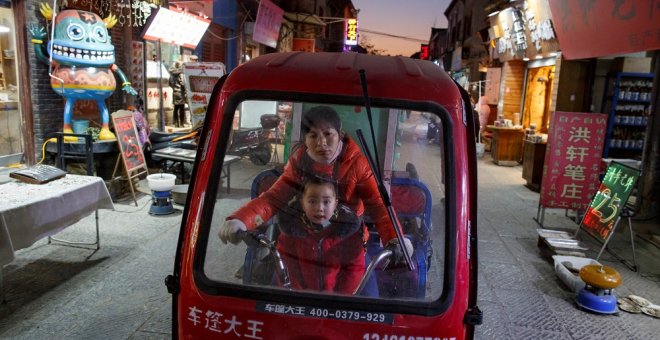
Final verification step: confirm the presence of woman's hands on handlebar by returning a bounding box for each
[219,219,247,244]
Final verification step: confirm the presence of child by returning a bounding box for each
[275,175,365,294]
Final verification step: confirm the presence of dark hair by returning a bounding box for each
[301,106,342,136]
[301,174,338,196]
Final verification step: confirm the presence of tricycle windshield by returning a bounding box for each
[201,99,450,305]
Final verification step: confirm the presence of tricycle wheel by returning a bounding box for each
[249,145,271,165]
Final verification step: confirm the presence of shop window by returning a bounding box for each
[0,7,22,166]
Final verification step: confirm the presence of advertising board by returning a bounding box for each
[182,62,226,129]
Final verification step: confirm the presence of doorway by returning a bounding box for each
[522,65,555,133]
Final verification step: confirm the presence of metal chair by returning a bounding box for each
[54,132,94,176]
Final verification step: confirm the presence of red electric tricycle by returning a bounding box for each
[167,52,481,339]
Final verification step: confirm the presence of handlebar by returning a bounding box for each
[353,249,393,295]
[237,230,396,296]
[237,230,291,289]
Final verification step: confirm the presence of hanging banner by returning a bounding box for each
[548,1,660,60]
[182,62,226,129]
[253,0,284,48]
[581,162,640,242]
[539,112,607,211]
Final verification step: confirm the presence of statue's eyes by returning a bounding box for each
[93,26,107,43]
[67,23,85,41]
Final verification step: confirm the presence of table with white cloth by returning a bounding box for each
[0,174,114,301]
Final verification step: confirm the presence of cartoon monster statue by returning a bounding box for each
[29,4,137,141]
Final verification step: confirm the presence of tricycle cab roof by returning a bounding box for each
[221,51,463,116]
[171,51,480,339]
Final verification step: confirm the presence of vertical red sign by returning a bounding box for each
[345,18,358,46]
[420,44,429,60]
[539,112,608,211]
[253,0,284,48]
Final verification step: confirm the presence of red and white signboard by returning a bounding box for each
[548,1,660,60]
[539,112,607,211]
[253,0,284,48]
[182,62,226,129]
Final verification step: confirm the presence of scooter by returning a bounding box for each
[226,114,280,166]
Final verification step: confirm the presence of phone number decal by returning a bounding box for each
[256,302,394,324]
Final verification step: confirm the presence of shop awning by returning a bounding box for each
[284,12,325,26]
[549,1,660,59]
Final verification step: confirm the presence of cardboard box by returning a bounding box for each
[610,57,652,73]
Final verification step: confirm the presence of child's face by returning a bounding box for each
[301,183,338,225]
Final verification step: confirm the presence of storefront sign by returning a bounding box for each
[292,38,315,52]
[142,7,210,49]
[345,18,358,46]
[581,162,640,242]
[182,62,226,129]
[549,0,660,60]
[539,112,607,211]
[253,0,284,48]
[490,0,559,61]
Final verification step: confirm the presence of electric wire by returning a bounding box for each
[359,28,429,43]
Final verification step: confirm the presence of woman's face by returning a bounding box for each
[301,183,338,224]
[304,122,341,161]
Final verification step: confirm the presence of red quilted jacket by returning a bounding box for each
[276,202,365,293]
[229,137,397,243]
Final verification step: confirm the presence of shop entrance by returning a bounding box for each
[522,65,555,133]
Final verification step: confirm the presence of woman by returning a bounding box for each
[219,106,413,273]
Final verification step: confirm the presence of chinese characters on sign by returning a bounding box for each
[581,162,640,242]
[253,0,284,48]
[255,301,394,324]
[492,0,559,61]
[345,18,358,46]
[539,112,607,211]
[187,305,264,339]
[548,0,660,59]
[111,111,146,172]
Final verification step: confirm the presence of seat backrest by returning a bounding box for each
[250,168,281,199]
[390,177,432,232]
